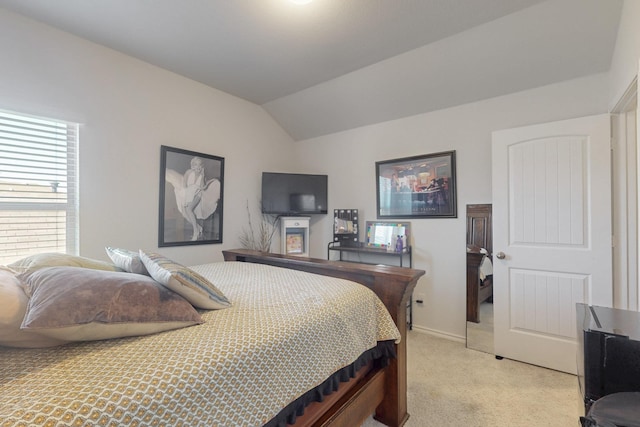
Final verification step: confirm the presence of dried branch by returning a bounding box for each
[239,200,279,252]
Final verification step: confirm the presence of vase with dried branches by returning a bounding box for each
[239,200,279,252]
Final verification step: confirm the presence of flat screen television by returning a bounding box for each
[261,172,328,215]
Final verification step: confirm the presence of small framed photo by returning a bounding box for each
[375,151,457,218]
[286,233,304,254]
[159,145,224,246]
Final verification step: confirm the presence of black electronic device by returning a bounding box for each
[261,172,328,215]
[577,303,640,415]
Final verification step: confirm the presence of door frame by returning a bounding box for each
[611,75,638,311]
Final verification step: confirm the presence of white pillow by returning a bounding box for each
[105,247,149,275]
[139,251,231,310]
[0,267,67,348]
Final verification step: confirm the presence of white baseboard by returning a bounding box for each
[409,325,466,344]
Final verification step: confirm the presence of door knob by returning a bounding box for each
[496,251,506,259]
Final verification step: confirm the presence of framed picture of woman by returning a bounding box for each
[159,145,224,246]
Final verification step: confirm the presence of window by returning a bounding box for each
[0,110,79,264]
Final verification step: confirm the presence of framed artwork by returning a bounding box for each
[375,150,457,219]
[286,233,304,254]
[158,145,224,246]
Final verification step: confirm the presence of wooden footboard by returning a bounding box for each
[222,249,425,427]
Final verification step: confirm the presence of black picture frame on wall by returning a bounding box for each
[159,145,224,246]
[375,150,457,219]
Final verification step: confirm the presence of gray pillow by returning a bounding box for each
[19,267,203,342]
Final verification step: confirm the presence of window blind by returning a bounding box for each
[0,110,78,264]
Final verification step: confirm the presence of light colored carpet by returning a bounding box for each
[363,331,580,427]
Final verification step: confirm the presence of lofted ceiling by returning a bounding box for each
[0,0,624,140]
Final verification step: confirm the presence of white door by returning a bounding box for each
[492,114,612,374]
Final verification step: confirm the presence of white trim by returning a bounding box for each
[612,75,638,114]
[411,324,466,343]
[610,72,638,311]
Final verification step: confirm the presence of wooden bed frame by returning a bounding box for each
[222,249,425,427]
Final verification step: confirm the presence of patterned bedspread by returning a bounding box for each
[0,261,400,427]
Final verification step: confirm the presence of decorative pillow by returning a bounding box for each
[139,251,231,310]
[18,267,203,342]
[0,268,67,348]
[105,247,149,275]
[8,252,121,274]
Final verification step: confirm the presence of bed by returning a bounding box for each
[466,204,493,323]
[0,249,424,427]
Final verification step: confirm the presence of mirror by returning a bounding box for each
[365,221,411,251]
[333,209,359,246]
[466,204,494,354]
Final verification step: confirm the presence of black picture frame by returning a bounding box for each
[375,150,457,219]
[159,145,224,246]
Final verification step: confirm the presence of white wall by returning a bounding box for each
[0,9,295,265]
[295,74,610,339]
